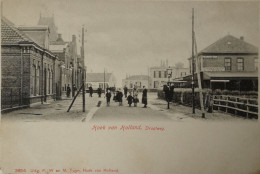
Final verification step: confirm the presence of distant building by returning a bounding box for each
[1,17,56,108]
[85,73,117,90]
[150,60,189,89]
[122,75,152,89]
[184,35,258,91]
[49,34,72,98]
[38,14,58,43]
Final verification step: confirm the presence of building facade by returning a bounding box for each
[122,75,152,89]
[85,73,117,90]
[185,35,258,91]
[150,62,189,89]
[1,17,56,109]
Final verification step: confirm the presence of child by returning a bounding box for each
[127,92,133,107]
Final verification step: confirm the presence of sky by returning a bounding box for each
[2,0,259,86]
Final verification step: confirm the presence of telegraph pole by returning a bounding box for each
[192,8,195,114]
[82,26,85,112]
[104,68,106,94]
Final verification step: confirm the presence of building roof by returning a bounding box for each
[49,44,68,52]
[38,15,58,42]
[86,73,113,82]
[200,35,258,54]
[150,66,174,69]
[1,17,56,58]
[124,75,151,81]
[1,17,34,45]
[18,25,50,49]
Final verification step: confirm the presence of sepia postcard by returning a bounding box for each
[0,0,259,174]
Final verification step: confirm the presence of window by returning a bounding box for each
[86,83,92,88]
[237,58,244,71]
[136,81,141,88]
[255,58,258,70]
[224,58,231,71]
[181,72,186,77]
[159,71,161,78]
[154,81,159,88]
[36,67,40,95]
[154,71,156,78]
[164,71,167,78]
[31,65,36,96]
[50,69,53,94]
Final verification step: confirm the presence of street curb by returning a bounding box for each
[1,105,30,114]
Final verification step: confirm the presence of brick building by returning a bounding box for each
[184,35,258,91]
[41,15,83,98]
[1,17,56,108]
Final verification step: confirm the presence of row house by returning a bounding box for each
[1,17,56,109]
[39,15,84,98]
[184,35,258,91]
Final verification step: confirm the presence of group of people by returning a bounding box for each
[67,84,148,108]
[88,86,102,98]
[105,86,147,108]
[66,84,77,98]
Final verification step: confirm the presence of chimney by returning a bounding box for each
[240,36,244,41]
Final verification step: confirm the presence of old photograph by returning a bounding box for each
[0,0,259,174]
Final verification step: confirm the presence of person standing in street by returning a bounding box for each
[124,85,128,98]
[118,89,123,106]
[106,90,112,106]
[66,84,71,98]
[142,86,148,108]
[97,87,102,98]
[72,84,77,97]
[89,85,93,97]
[133,86,139,107]
[127,92,133,107]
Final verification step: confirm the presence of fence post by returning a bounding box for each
[246,99,249,118]
[10,88,13,108]
[235,97,238,115]
[181,91,183,104]
[19,89,21,106]
[225,96,228,113]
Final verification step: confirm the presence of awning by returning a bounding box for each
[203,71,258,80]
[210,80,230,82]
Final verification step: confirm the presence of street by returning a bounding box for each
[1,93,245,122]
[1,93,260,174]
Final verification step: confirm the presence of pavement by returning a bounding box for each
[1,94,104,122]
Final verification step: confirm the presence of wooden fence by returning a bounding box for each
[213,95,258,119]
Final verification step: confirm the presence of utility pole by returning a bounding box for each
[192,8,195,114]
[82,26,85,112]
[194,33,206,118]
[104,68,106,94]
